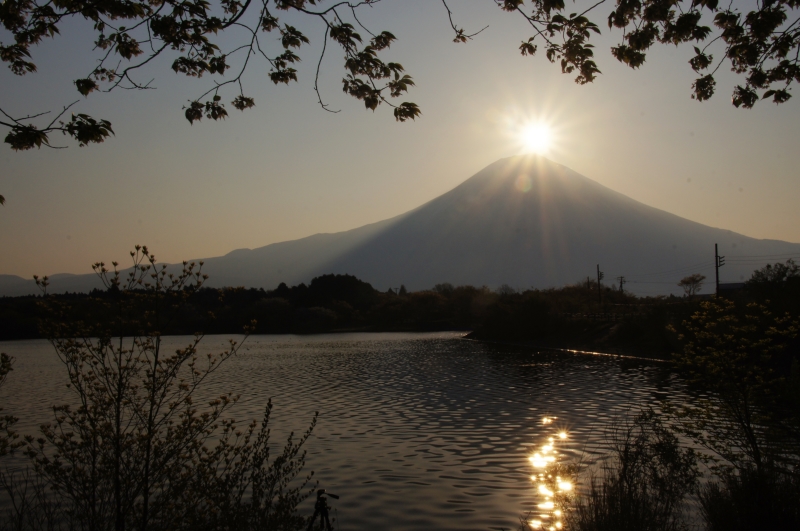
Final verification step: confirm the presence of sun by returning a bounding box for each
[520,123,552,154]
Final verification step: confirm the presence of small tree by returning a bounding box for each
[16,246,316,531]
[496,284,517,296]
[672,299,800,472]
[677,273,706,297]
[432,283,455,296]
[746,260,800,313]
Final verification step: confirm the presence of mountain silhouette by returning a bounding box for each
[3,155,799,296]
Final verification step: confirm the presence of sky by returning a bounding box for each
[2,0,799,281]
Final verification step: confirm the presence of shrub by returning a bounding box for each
[698,465,800,531]
[563,409,698,531]
[0,247,317,531]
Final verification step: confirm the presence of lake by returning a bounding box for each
[0,332,686,531]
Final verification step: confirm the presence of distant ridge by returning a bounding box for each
[3,155,799,296]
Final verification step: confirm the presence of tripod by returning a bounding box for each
[307,489,339,531]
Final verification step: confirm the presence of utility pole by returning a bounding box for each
[617,276,626,293]
[597,264,604,306]
[715,243,725,297]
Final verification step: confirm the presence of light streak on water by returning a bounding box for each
[526,416,576,531]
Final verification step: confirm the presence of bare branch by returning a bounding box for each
[440,0,488,43]
[314,25,341,113]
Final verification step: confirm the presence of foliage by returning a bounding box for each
[4,246,317,531]
[496,283,518,296]
[697,463,800,531]
[477,290,551,340]
[0,0,421,151]
[745,259,800,314]
[561,409,699,531]
[2,1,799,150]
[749,258,800,286]
[432,282,455,295]
[677,273,705,297]
[672,298,800,471]
[273,273,379,311]
[0,352,18,458]
[0,276,688,354]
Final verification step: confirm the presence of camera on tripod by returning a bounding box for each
[307,489,339,531]
[317,489,339,502]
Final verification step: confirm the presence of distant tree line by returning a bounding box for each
[0,274,489,339]
[3,262,799,360]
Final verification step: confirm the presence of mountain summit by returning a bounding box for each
[3,156,798,296]
[303,155,799,292]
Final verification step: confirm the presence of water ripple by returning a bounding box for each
[0,332,687,531]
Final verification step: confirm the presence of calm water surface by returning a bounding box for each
[0,332,686,530]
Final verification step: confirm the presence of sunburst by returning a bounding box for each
[520,123,552,154]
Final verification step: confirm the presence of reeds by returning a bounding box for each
[556,409,699,531]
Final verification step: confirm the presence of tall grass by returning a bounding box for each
[561,410,699,531]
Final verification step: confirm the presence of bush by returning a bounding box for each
[698,465,800,531]
[0,247,317,531]
[563,410,698,531]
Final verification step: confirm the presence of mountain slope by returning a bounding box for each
[308,155,800,292]
[3,155,798,296]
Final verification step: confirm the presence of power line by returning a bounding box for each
[585,247,797,295]
[627,281,692,285]
[631,262,716,279]
[626,255,796,284]
[722,253,800,259]
[629,267,715,283]
[628,253,796,281]
[726,257,800,264]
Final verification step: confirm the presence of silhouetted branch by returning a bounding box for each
[440,0,488,42]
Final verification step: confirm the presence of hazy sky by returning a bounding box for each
[2,0,799,280]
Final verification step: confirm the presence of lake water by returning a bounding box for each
[0,332,686,530]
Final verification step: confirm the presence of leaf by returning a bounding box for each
[75,78,98,97]
[689,51,713,72]
[692,75,716,101]
[371,31,396,50]
[0,44,37,75]
[280,25,309,49]
[732,85,758,108]
[269,68,298,84]
[231,95,255,111]
[393,102,420,122]
[764,89,792,104]
[64,114,114,146]
[520,39,537,56]
[185,101,204,124]
[4,125,50,150]
[260,15,280,32]
[612,45,646,69]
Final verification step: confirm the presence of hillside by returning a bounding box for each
[3,155,798,296]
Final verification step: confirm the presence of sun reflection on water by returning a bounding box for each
[526,417,575,531]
